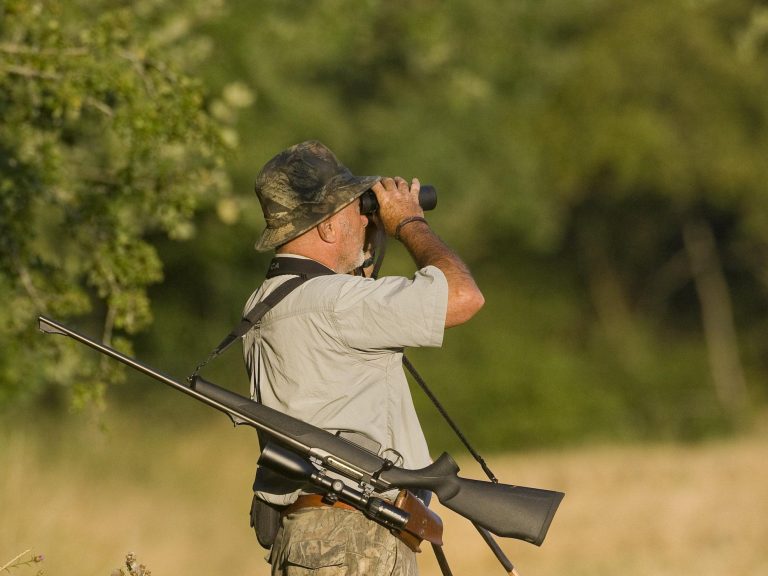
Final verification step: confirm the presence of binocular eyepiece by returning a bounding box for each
[359,185,438,216]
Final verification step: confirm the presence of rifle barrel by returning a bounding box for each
[37,315,308,453]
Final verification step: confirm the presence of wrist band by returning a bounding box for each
[395,216,428,241]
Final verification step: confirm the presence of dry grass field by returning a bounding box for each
[2,409,767,576]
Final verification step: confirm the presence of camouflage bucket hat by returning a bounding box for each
[253,140,380,252]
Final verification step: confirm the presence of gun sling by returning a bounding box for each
[189,256,336,379]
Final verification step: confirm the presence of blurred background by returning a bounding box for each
[2,0,767,574]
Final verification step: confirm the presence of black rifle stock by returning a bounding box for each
[38,315,564,545]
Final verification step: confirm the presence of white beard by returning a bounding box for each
[338,247,366,274]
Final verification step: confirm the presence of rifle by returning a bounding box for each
[38,315,564,547]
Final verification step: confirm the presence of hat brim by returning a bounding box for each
[254,174,380,252]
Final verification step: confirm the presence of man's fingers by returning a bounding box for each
[394,176,409,192]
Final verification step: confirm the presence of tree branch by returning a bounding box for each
[682,217,750,416]
[2,64,60,80]
[0,43,88,56]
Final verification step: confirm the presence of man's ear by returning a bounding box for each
[316,217,336,244]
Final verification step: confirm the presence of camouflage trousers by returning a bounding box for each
[268,506,418,576]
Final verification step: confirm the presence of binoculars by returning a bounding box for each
[359,185,438,216]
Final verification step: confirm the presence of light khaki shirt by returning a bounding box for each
[243,257,448,504]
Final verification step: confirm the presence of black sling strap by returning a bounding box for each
[264,256,337,280]
[188,257,335,383]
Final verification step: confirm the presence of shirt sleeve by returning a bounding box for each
[331,265,449,350]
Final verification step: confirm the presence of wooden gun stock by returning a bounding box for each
[394,489,444,552]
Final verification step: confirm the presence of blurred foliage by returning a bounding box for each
[2,0,768,449]
[0,0,242,407]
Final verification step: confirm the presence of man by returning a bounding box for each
[243,140,484,575]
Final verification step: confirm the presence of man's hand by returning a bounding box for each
[371,177,424,237]
[371,176,484,328]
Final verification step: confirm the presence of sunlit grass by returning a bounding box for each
[0,550,44,574]
[2,407,767,576]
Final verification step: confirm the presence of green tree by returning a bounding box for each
[7,0,761,444]
[0,0,243,408]
[501,0,768,420]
